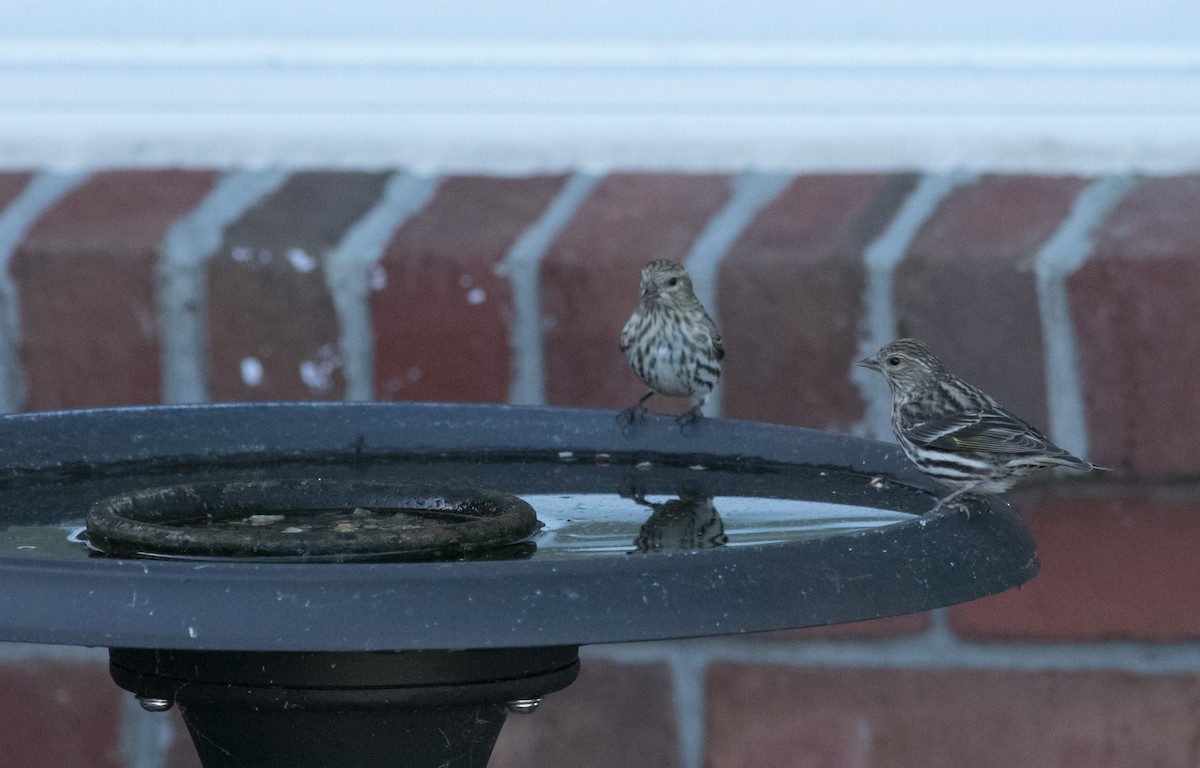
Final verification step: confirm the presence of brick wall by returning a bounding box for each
[0,169,1197,768]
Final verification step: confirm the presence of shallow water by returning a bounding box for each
[0,451,931,563]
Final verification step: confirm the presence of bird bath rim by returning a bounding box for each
[0,402,1037,652]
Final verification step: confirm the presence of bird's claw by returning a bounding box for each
[676,406,704,433]
[929,493,975,519]
[616,404,648,433]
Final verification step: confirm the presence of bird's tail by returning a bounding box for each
[1043,453,1107,472]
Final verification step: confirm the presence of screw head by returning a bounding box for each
[136,696,174,712]
[506,698,541,714]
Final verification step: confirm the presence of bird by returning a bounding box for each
[856,338,1107,514]
[618,259,724,428]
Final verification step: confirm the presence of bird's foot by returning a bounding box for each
[616,404,648,434]
[675,406,704,434]
[929,491,977,519]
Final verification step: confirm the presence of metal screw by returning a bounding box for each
[136,696,174,712]
[506,698,541,714]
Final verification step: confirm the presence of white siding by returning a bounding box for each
[2,1,1199,170]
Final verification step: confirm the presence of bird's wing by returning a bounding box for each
[704,313,725,361]
[906,408,1060,456]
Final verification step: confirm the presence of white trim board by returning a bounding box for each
[3,40,1200,172]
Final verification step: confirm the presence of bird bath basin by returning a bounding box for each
[0,403,1038,768]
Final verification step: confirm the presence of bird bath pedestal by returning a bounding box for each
[0,404,1037,768]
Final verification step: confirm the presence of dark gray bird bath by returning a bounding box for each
[0,403,1038,768]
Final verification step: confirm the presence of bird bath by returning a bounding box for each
[0,403,1037,768]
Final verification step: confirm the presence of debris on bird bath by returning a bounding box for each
[84,479,539,563]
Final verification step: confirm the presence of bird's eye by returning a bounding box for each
[886,356,902,367]
[667,277,679,287]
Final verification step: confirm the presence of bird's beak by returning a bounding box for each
[855,357,880,372]
[640,284,658,301]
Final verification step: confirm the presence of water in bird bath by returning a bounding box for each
[0,451,927,563]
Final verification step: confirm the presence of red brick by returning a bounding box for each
[0,658,125,768]
[706,664,1200,768]
[721,174,916,429]
[12,170,217,410]
[372,175,566,402]
[542,173,732,411]
[895,175,1091,429]
[0,172,32,209]
[1070,175,1200,477]
[756,612,931,641]
[208,172,389,402]
[949,487,1200,641]
[491,660,680,768]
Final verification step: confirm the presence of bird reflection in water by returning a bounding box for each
[623,488,728,553]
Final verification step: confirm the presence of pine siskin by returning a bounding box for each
[857,338,1107,513]
[618,259,724,427]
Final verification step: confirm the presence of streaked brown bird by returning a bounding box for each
[618,259,724,427]
[857,338,1107,513]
